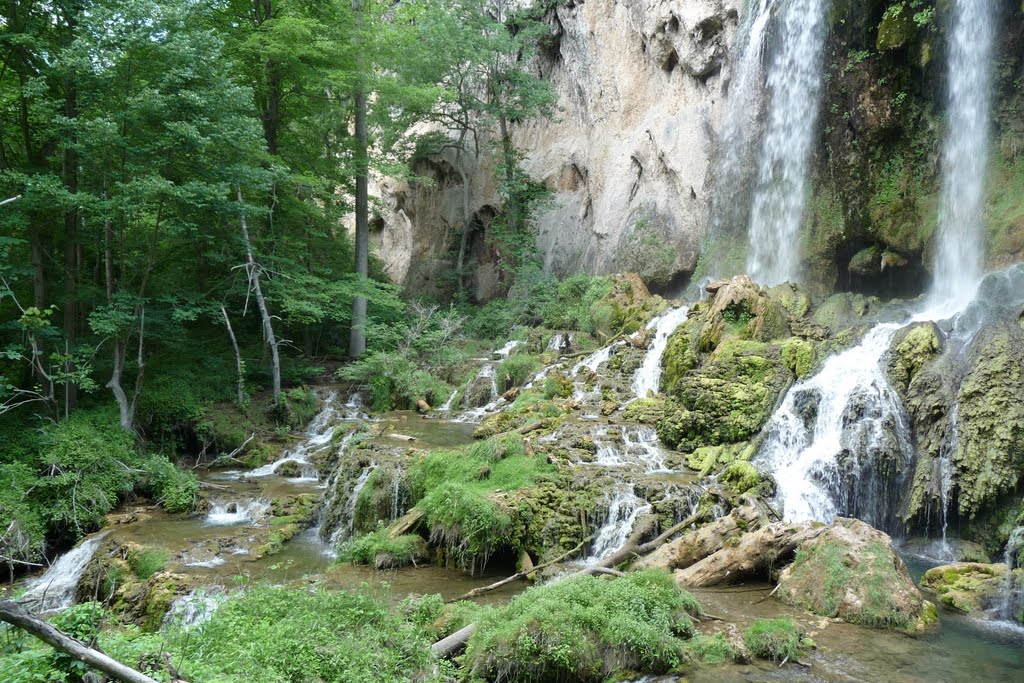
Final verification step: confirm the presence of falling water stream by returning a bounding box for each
[746,0,830,285]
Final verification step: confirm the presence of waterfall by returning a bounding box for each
[1001,528,1024,622]
[931,0,995,312]
[204,500,270,526]
[631,306,690,398]
[747,0,830,286]
[164,587,227,629]
[755,323,913,530]
[22,532,110,612]
[710,0,775,243]
[326,462,378,548]
[585,487,651,564]
[438,389,459,412]
[249,390,341,478]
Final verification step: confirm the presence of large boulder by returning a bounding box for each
[775,518,936,632]
[919,562,1011,614]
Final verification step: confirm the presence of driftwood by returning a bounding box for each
[636,503,766,571]
[674,521,826,587]
[431,623,476,658]
[448,537,593,603]
[388,508,425,538]
[0,601,161,683]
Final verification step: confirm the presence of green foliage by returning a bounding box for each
[143,455,199,513]
[128,547,170,580]
[466,571,701,681]
[407,435,553,569]
[684,633,738,665]
[175,586,437,682]
[743,618,803,662]
[340,530,427,569]
[497,353,539,391]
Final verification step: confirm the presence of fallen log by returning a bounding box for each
[674,521,825,587]
[448,537,592,603]
[431,623,476,658]
[636,503,766,571]
[0,601,161,683]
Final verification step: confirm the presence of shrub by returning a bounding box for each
[128,547,170,580]
[340,530,427,569]
[143,455,199,513]
[743,618,803,662]
[685,632,738,664]
[496,353,539,391]
[175,586,435,682]
[466,571,700,681]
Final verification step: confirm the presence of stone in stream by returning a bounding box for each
[919,562,1011,615]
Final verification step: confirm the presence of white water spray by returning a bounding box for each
[23,532,110,612]
[585,487,651,563]
[747,0,830,286]
[249,391,341,478]
[931,0,994,312]
[632,306,689,398]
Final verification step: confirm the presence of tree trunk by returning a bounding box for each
[431,623,476,659]
[237,190,281,405]
[455,165,472,294]
[221,306,245,408]
[0,601,160,683]
[348,0,369,358]
[62,57,80,414]
[497,113,521,236]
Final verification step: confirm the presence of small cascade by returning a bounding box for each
[755,323,913,530]
[164,587,227,629]
[342,392,372,421]
[546,333,573,355]
[453,364,501,424]
[936,401,961,556]
[204,500,270,526]
[23,532,110,612]
[747,0,830,286]
[326,462,378,548]
[931,0,995,311]
[585,487,651,564]
[1001,528,1024,623]
[249,391,342,478]
[524,363,558,389]
[590,427,670,473]
[438,389,459,412]
[631,306,690,398]
[571,342,625,413]
[494,340,523,359]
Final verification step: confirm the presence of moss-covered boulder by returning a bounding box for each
[776,518,936,631]
[887,321,943,392]
[953,323,1024,517]
[657,339,793,452]
[919,562,1010,614]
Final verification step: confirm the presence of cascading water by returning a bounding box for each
[571,342,625,413]
[585,487,651,564]
[746,0,830,286]
[204,500,270,526]
[249,391,342,478]
[755,323,913,530]
[710,0,775,243]
[1000,528,1024,623]
[22,532,110,612]
[631,306,689,398]
[931,0,995,312]
[327,463,378,547]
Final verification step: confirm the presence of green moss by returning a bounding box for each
[743,618,803,662]
[920,563,1006,613]
[803,184,847,296]
[720,461,761,495]
[684,633,738,665]
[622,397,665,425]
[781,338,816,378]
[889,323,941,391]
[465,571,700,682]
[877,3,915,51]
[127,547,169,581]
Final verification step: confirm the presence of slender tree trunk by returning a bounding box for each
[107,340,133,431]
[62,57,80,413]
[237,190,281,405]
[498,113,521,236]
[221,306,245,408]
[0,601,160,683]
[29,224,45,309]
[349,0,369,358]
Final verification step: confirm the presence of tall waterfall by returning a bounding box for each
[746,0,830,286]
[931,0,995,312]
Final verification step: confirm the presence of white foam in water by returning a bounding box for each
[631,306,689,398]
[204,500,270,526]
[585,488,651,563]
[164,588,227,629]
[327,463,378,548]
[755,323,911,526]
[494,340,522,359]
[438,389,459,412]
[249,391,342,478]
[22,532,110,612]
[590,427,670,473]
[185,556,226,568]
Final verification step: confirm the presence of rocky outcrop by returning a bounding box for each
[919,562,1011,614]
[372,0,741,298]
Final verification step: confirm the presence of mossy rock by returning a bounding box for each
[953,323,1024,517]
[887,322,943,391]
[766,282,812,319]
[719,461,761,495]
[781,338,816,378]
[776,518,936,632]
[919,562,1009,614]
[876,4,916,51]
[621,397,665,425]
[848,245,882,277]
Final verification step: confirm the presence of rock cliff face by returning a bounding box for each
[373,0,741,299]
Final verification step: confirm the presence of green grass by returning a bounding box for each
[743,618,803,662]
[406,434,556,570]
[466,570,701,682]
[128,547,170,580]
[684,632,738,664]
[340,530,427,569]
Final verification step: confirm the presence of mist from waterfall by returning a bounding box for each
[930,0,995,314]
[746,0,830,286]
